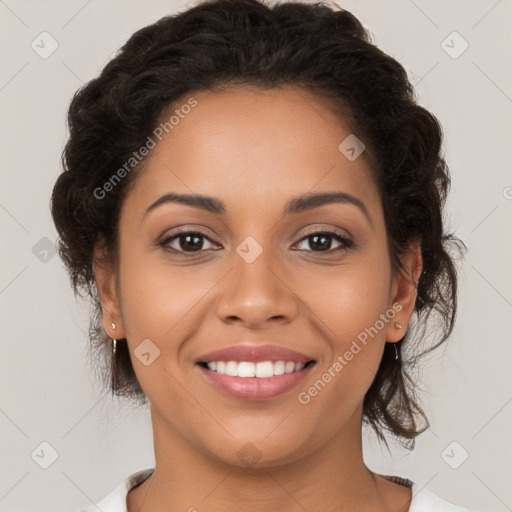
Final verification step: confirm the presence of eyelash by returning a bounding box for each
[158,228,355,256]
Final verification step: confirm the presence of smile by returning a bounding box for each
[196,360,316,401]
[201,360,312,377]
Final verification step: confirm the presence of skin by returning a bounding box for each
[93,85,422,512]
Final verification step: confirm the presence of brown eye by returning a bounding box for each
[294,230,354,253]
[159,231,219,254]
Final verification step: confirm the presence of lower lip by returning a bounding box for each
[196,363,315,401]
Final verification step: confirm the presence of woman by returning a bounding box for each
[50,0,472,510]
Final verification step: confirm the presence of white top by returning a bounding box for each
[81,468,474,512]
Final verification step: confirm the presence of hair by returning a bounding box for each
[50,0,466,449]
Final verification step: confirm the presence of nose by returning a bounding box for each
[215,244,299,329]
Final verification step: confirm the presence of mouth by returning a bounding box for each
[197,359,316,376]
[195,360,317,401]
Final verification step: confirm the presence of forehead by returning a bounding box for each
[123,85,381,221]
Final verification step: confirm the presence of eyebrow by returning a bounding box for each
[144,191,371,225]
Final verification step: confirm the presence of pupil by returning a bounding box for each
[181,234,203,251]
[310,233,331,251]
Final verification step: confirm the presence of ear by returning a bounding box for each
[385,241,423,343]
[92,241,126,340]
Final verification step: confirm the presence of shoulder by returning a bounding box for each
[80,468,154,512]
[82,469,476,512]
[409,481,474,512]
[376,473,475,512]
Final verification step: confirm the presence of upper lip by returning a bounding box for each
[195,344,315,364]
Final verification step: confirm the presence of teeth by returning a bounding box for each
[238,361,256,377]
[205,360,308,377]
[225,361,238,376]
[255,361,273,378]
[273,361,285,375]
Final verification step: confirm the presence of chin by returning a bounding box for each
[203,436,310,469]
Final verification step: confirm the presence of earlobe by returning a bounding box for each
[92,246,126,340]
[386,242,423,343]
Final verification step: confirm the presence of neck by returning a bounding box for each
[127,403,409,512]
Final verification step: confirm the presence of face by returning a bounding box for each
[94,85,421,468]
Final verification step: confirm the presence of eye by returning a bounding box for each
[158,228,354,256]
[294,230,354,253]
[159,231,219,254]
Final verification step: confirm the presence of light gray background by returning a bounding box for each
[1,0,511,511]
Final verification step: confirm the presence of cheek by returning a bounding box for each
[312,259,391,343]
[302,258,391,398]
[115,248,219,445]
[116,250,204,404]
[118,242,192,335]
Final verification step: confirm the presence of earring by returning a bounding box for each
[394,322,402,360]
[110,322,117,356]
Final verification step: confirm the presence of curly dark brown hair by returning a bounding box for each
[50,0,466,449]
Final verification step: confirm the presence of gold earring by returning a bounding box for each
[394,322,402,329]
